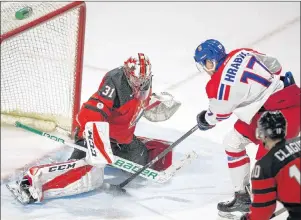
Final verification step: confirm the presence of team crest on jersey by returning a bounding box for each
[97,102,104,109]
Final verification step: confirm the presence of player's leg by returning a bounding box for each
[111,135,148,166]
[217,115,263,215]
[8,159,104,204]
[217,127,252,214]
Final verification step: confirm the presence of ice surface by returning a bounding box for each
[2,1,299,220]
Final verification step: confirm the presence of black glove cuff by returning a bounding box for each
[198,110,209,125]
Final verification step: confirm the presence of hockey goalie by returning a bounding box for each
[7,53,182,204]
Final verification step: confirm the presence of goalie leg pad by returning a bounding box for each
[21,159,104,202]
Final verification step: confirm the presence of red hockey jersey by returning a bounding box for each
[249,138,301,220]
[75,67,151,144]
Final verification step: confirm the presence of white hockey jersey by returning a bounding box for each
[205,48,284,125]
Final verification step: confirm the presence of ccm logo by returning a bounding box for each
[87,130,97,157]
[48,163,76,172]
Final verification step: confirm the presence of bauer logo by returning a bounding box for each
[43,133,65,144]
[114,159,158,179]
[48,163,76,172]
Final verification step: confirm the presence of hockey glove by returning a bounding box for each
[240,213,250,220]
[196,110,215,131]
[282,71,295,87]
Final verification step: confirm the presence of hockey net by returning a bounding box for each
[1,2,86,135]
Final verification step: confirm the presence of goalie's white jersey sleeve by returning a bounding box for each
[205,48,284,125]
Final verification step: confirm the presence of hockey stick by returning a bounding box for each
[112,125,199,190]
[14,122,197,184]
[270,207,286,219]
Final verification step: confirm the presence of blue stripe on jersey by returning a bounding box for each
[218,84,225,100]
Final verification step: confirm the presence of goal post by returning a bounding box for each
[1,2,86,136]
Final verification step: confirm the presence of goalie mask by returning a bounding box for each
[124,53,152,101]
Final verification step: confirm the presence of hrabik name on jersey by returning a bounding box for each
[224,51,247,83]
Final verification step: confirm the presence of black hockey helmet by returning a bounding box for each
[256,111,287,140]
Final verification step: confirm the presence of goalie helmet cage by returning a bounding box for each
[0,2,86,136]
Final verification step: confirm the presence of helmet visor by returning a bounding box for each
[194,58,217,74]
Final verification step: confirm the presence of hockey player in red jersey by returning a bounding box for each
[70,53,179,166]
[70,53,154,165]
[240,111,301,220]
[7,53,181,204]
[193,39,301,216]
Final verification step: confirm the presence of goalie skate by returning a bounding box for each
[6,181,36,205]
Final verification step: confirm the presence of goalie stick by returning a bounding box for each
[14,122,197,184]
[270,207,286,219]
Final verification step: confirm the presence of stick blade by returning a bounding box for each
[102,183,126,195]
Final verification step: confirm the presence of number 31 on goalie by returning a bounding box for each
[102,85,115,98]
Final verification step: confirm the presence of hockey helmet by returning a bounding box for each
[124,53,152,101]
[194,39,226,73]
[256,111,287,140]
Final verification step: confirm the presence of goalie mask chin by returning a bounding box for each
[131,76,152,101]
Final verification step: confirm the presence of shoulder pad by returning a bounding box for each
[206,77,219,99]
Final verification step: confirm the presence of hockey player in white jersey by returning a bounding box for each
[193,39,301,218]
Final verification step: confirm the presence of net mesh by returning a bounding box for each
[1,2,84,133]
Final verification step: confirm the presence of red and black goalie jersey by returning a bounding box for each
[74,67,151,144]
[249,138,301,220]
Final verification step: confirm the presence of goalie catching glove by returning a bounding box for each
[143,92,181,122]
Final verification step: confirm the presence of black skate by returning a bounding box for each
[217,191,251,219]
[6,178,37,205]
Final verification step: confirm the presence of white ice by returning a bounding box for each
[1,2,300,220]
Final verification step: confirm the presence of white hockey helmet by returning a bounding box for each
[123,53,152,100]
